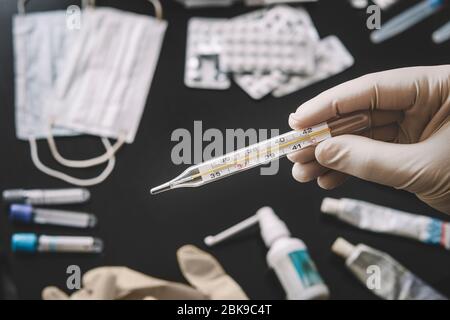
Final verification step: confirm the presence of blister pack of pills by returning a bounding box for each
[250,5,319,40]
[219,25,315,74]
[185,18,231,90]
[234,71,288,100]
[272,36,354,97]
[372,0,399,10]
[230,6,320,99]
[184,5,355,99]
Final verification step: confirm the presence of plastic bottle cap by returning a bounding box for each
[11,233,38,253]
[2,190,25,203]
[321,197,341,215]
[9,204,33,224]
[331,237,355,259]
[430,0,444,9]
[257,206,290,247]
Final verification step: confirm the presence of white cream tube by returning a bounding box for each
[321,198,450,250]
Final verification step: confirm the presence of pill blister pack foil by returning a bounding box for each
[185,18,231,89]
[372,0,399,10]
[219,23,314,74]
[272,35,354,97]
[184,5,354,99]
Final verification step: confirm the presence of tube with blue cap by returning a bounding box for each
[371,0,445,43]
[9,204,97,229]
[11,234,103,253]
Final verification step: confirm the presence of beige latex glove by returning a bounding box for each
[177,245,248,300]
[42,245,248,300]
[288,65,450,214]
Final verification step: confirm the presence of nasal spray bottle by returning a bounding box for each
[204,207,329,300]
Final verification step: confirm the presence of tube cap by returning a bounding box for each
[9,204,34,223]
[331,237,355,259]
[321,197,341,215]
[11,233,38,252]
[258,207,290,247]
[2,190,25,203]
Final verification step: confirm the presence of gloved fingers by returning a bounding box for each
[42,286,70,300]
[78,266,207,300]
[361,124,399,142]
[177,245,248,300]
[292,161,329,183]
[370,110,404,127]
[289,67,426,129]
[317,170,349,190]
[177,245,225,283]
[287,122,399,164]
[83,266,167,295]
[72,272,116,300]
[287,146,316,164]
[314,134,416,189]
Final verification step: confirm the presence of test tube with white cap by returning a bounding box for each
[9,204,97,229]
[11,233,103,254]
[2,188,90,205]
[432,20,450,43]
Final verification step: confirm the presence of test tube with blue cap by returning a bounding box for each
[9,204,97,229]
[371,0,445,43]
[11,233,103,254]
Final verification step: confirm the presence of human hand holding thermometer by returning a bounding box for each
[150,112,371,194]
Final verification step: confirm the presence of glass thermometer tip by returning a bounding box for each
[150,175,196,195]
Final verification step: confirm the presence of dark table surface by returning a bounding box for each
[1,0,449,300]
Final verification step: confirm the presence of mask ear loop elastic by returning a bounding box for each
[17,0,29,15]
[45,0,121,170]
[25,0,157,185]
[19,0,115,186]
[148,0,163,20]
[29,137,116,187]
[46,121,126,168]
[82,0,96,9]
[45,0,161,169]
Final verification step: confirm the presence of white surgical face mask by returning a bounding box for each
[13,1,166,186]
[13,10,77,140]
[50,7,167,144]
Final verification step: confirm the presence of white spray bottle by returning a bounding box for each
[204,207,329,300]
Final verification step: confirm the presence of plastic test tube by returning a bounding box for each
[370,0,444,44]
[9,204,97,229]
[11,234,103,253]
[432,20,450,43]
[2,188,90,205]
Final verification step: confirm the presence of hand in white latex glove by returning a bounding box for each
[288,65,450,214]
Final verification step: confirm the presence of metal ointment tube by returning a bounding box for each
[332,238,447,300]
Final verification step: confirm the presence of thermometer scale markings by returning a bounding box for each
[195,125,330,182]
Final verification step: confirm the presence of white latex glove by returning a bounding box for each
[288,65,450,214]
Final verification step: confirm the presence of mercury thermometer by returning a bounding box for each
[151,112,370,194]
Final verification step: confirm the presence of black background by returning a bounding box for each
[0,0,449,300]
